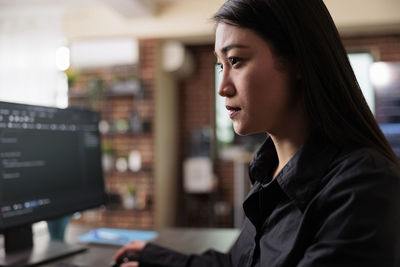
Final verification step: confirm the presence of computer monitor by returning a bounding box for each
[0,101,106,266]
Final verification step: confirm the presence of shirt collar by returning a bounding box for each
[248,138,278,185]
[249,131,341,212]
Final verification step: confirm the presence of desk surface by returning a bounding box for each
[40,225,240,266]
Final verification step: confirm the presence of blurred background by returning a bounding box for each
[0,0,399,231]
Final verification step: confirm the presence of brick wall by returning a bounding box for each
[343,34,400,61]
[69,39,157,230]
[177,45,236,227]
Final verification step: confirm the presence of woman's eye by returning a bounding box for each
[228,57,240,66]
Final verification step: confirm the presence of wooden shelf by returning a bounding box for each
[104,168,153,178]
[68,91,144,99]
[103,207,152,214]
[101,129,152,137]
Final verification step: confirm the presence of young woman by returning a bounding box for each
[113,0,400,266]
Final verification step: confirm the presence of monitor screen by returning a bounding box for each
[0,101,106,265]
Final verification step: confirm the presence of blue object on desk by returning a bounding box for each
[78,228,158,246]
[47,215,72,241]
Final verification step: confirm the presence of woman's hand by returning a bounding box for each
[120,262,139,267]
[113,240,147,267]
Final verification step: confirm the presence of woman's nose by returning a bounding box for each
[217,71,235,97]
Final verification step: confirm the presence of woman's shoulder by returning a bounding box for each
[304,145,400,266]
[305,145,400,232]
[320,145,400,197]
[331,144,399,175]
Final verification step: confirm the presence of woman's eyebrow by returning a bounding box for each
[220,44,248,54]
[214,44,248,59]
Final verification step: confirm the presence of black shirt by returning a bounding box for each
[139,132,400,267]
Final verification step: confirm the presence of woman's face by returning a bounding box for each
[215,23,299,136]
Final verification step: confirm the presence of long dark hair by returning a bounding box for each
[213,0,399,165]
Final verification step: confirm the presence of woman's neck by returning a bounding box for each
[270,121,309,179]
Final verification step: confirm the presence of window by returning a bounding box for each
[348,52,375,114]
[0,7,68,108]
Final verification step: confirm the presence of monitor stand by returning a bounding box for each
[0,224,87,266]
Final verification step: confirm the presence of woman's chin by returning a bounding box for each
[233,125,250,136]
[233,124,265,136]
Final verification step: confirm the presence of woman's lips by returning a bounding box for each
[226,105,241,118]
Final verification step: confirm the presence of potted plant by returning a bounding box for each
[122,184,136,210]
[102,141,114,172]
